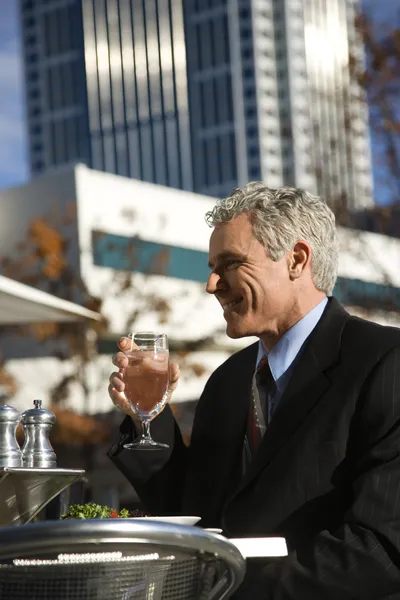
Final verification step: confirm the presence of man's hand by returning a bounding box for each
[108,337,180,421]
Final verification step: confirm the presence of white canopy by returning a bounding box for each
[0,275,101,325]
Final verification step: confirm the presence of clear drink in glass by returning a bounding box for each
[123,332,170,450]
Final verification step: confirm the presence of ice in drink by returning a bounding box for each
[124,349,169,418]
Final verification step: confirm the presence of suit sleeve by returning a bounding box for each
[108,370,222,516]
[108,404,188,515]
[236,346,400,600]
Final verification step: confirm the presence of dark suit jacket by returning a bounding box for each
[109,298,400,599]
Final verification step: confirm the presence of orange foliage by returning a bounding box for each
[50,407,111,445]
[28,219,67,279]
[0,366,18,397]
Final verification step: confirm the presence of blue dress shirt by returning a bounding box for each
[256,297,328,422]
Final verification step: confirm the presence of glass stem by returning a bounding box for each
[142,420,152,440]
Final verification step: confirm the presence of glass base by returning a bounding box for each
[123,438,169,451]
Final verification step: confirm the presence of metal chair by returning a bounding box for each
[0,519,246,600]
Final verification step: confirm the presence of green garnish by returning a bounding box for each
[61,503,129,519]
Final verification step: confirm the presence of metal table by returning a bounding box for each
[0,519,246,600]
[0,467,85,526]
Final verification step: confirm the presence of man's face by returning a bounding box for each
[207,214,293,340]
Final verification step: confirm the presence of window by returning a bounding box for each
[33,159,44,171]
[26,34,36,46]
[43,4,80,57]
[31,106,41,117]
[52,120,62,164]
[203,79,216,127]
[249,146,259,158]
[200,21,212,70]
[64,114,79,162]
[28,71,39,82]
[247,126,257,138]
[32,142,43,153]
[31,124,42,135]
[213,15,230,66]
[249,166,261,179]
[219,131,236,183]
[29,88,40,100]
[242,47,253,60]
[216,75,233,124]
[27,52,38,64]
[205,138,219,186]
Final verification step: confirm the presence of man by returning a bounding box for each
[108,184,400,599]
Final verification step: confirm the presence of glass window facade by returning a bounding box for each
[20,0,90,176]
[184,0,237,197]
[21,0,192,191]
[81,0,192,190]
[20,0,371,207]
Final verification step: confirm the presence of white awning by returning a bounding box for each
[0,275,101,325]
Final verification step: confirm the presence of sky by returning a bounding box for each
[0,1,28,189]
[0,1,399,205]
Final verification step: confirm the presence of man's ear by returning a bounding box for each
[287,241,311,280]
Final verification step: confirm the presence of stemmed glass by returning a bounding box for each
[122,332,170,450]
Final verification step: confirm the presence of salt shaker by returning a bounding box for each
[21,400,57,468]
[0,404,22,468]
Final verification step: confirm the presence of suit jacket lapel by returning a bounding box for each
[219,343,257,495]
[230,297,350,498]
[186,342,257,524]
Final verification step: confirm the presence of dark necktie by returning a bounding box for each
[246,355,273,455]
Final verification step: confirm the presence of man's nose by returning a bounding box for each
[206,272,220,295]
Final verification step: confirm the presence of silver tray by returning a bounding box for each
[0,467,85,526]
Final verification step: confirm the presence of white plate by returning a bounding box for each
[133,516,201,526]
[205,528,223,534]
[230,537,287,558]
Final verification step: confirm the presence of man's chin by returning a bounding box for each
[225,322,250,339]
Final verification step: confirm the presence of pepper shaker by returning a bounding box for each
[0,405,22,468]
[21,400,57,468]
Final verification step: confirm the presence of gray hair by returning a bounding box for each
[205,182,338,296]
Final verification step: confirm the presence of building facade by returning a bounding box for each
[184,0,373,207]
[20,0,372,209]
[20,0,192,190]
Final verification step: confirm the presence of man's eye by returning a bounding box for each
[225,260,240,269]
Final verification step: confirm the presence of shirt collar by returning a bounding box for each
[256,297,328,382]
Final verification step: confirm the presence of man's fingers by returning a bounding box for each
[169,362,180,393]
[169,362,180,381]
[108,384,128,412]
[117,337,138,352]
[112,352,128,369]
[109,371,124,392]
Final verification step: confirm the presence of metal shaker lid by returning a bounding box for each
[0,404,21,423]
[21,400,56,425]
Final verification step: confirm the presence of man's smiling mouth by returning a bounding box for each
[222,298,243,313]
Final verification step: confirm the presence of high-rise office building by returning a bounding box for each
[20,0,372,209]
[184,0,373,206]
[20,0,192,191]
